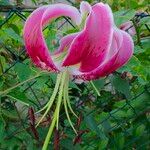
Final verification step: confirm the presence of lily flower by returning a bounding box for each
[23,1,134,149]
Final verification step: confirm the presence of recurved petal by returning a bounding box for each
[107,30,134,73]
[120,21,136,36]
[53,32,79,55]
[23,4,81,71]
[62,3,114,72]
[23,6,51,70]
[72,29,134,81]
[41,4,81,26]
[80,1,91,17]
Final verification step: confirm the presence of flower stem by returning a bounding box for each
[63,73,77,134]
[42,71,67,150]
[36,73,62,128]
[56,71,67,129]
[66,81,78,118]
[42,108,57,150]
[42,70,79,149]
[64,91,77,135]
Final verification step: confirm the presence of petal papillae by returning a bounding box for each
[23,1,134,81]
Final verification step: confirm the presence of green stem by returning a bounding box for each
[66,81,78,118]
[132,19,141,45]
[56,71,66,129]
[63,73,77,134]
[6,95,29,106]
[42,108,57,150]
[42,70,79,149]
[64,92,77,134]
[0,71,45,96]
[36,73,62,128]
[66,97,78,118]
[42,71,67,150]
[90,81,101,96]
[36,101,50,114]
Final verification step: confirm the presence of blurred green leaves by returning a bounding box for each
[14,63,33,81]
[111,74,131,99]
[3,28,23,44]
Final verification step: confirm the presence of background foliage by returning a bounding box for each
[0,0,150,149]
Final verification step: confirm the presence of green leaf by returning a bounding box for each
[130,92,149,111]
[96,112,109,123]
[0,117,5,142]
[140,16,150,25]
[3,28,23,44]
[84,113,107,139]
[114,9,136,26]
[134,45,145,54]
[45,27,57,52]
[0,55,7,74]
[111,75,131,99]
[135,124,145,136]
[129,0,139,8]
[33,74,49,90]
[114,133,125,149]
[0,0,10,5]
[98,138,108,150]
[61,139,81,150]
[141,38,150,50]
[69,81,81,91]
[113,100,126,108]
[31,0,37,5]
[0,77,4,88]
[1,108,18,120]
[93,79,105,89]
[7,88,32,106]
[14,63,33,81]
[123,56,148,84]
[8,24,20,35]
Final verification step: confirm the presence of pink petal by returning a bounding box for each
[107,31,134,73]
[53,33,79,55]
[23,4,81,71]
[62,3,114,72]
[80,1,91,17]
[41,4,81,26]
[120,21,136,36]
[72,29,134,81]
[53,1,92,57]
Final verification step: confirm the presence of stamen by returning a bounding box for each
[56,71,67,129]
[63,72,77,134]
[66,80,78,118]
[39,69,78,150]
[36,73,62,127]
[42,100,59,150]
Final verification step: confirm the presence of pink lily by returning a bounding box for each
[24,1,133,81]
[23,1,134,149]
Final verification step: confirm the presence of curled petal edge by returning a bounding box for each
[23,4,81,71]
